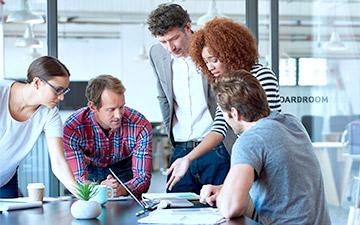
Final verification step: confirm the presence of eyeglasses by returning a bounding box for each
[41,79,70,96]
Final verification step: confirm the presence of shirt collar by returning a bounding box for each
[88,109,121,136]
[171,54,191,62]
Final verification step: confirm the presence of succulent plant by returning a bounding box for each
[74,183,99,201]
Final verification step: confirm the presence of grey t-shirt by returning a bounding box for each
[232,111,331,225]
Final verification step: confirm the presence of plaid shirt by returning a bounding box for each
[63,106,152,195]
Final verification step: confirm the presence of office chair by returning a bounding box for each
[301,115,324,142]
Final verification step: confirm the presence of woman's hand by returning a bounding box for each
[166,156,191,191]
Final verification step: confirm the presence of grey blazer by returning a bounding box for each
[149,43,235,151]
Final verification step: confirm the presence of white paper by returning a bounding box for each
[0,200,42,212]
[108,196,132,201]
[0,196,73,203]
[138,208,226,224]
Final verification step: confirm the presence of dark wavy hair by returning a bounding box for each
[189,17,258,83]
[147,3,191,36]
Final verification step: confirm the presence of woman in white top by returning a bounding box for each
[166,18,281,190]
[0,56,77,197]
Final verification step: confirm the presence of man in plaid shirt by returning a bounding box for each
[63,75,152,197]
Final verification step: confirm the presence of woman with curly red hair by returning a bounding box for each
[166,17,281,191]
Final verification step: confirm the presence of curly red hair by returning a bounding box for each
[189,17,258,83]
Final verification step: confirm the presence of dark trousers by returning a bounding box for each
[167,141,230,194]
[87,157,133,183]
[0,171,19,198]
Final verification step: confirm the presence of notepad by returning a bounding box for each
[156,199,194,209]
[142,192,200,201]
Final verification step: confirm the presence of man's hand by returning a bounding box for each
[100,175,128,197]
[199,184,222,206]
[166,156,191,190]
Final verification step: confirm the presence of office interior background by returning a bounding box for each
[1,0,360,223]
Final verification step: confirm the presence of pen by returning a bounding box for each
[135,209,146,217]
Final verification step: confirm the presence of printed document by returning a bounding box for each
[137,207,226,224]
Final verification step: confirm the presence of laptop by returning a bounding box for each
[108,168,159,211]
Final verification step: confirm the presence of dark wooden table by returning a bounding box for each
[0,200,261,225]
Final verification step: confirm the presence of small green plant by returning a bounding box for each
[74,183,98,201]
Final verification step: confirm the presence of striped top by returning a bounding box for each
[211,63,282,136]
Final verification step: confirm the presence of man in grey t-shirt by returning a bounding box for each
[199,70,331,225]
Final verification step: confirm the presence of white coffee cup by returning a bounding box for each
[90,185,114,205]
[27,183,45,202]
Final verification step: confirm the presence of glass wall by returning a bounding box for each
[1,0,53,195]
[2,0,47,80]
[277,2,360,224]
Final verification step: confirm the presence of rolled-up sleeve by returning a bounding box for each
[63,120,88,182]
[126,122,152,196]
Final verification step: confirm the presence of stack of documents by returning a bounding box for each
[137,208,226,224]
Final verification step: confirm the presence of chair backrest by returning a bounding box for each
[329,115,360,132]
[342,120,360,154]
[301,115,324,142]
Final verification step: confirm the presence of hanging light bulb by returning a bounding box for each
[197,0,224,27]
[15,24,42,48]
[133,45,149,61]
[28,48,41,60]
[6,0,45,24]
[133,23,149,62]
[323,31,346,51]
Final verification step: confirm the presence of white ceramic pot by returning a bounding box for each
[70,200,101,219]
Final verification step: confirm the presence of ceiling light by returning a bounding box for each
[133,23,149,62]
[6,0,45,24]
[16,24,42,48]
[133,46,149,62]
[28,48,42,60]
[323,31,346,51]
[197,0,224,27]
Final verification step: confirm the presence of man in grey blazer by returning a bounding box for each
[147,3,232,194]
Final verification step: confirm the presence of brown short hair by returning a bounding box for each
[27,56,70,83]
[189,18,258,83]
[212,70,270,122]
[147,3,191,36]
[85,75,126,108]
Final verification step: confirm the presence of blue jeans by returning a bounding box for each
[0,171,19,198]
[167,141,230,194]
[87,157,133,183]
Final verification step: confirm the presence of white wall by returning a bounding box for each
[4,25,163,123]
